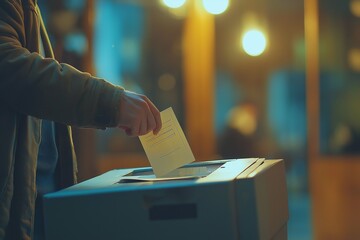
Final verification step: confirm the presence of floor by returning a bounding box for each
[288,193,313,240]
[286,160,313,240]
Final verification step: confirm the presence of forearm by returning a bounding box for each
[0,45,124,127]
[0,14,123,128]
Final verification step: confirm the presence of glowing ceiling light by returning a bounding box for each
[202,0,229,15]
[242,29,267,56]
[162,0,187,9]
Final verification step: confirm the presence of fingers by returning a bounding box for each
[118,90,162,137]
[146,109,156,134]
[153,110,162,135]
[140,116,148,136]
[144,96,162,135]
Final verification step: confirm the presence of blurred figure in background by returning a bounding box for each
[218,101,259,159]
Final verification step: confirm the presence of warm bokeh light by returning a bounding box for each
[228,104,258,136]
[241,29,267,56]
[348,48,360,71]
[162,0,186,9]
[202,0,229,15]
[350,0,360,17]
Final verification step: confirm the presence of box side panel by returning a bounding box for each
[235,160,289,240]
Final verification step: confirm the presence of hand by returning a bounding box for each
[117,90,162,136]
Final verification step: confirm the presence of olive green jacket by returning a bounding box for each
[0,0,124,239]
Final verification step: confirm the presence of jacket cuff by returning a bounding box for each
[94,79,124,128]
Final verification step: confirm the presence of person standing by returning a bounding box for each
[0,0,162,239]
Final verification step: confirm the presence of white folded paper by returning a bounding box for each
[139,107,195,177]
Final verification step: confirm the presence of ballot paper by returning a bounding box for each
[139,107,195,177]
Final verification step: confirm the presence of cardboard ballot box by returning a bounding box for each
[44,158,289,240]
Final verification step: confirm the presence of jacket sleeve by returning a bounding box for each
[0,1,124,128]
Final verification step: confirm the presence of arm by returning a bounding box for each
[0,1,122,128]
[0,1,161,134]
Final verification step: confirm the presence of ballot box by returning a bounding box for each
[43,158,289,240]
